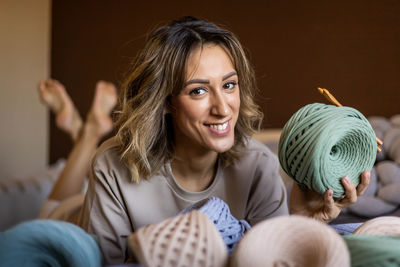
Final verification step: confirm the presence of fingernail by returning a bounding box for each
[344,176,351,184]
[328,190,333,197]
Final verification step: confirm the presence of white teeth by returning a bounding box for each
[209,122,228,131]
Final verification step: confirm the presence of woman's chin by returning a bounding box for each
[210,140,234,153]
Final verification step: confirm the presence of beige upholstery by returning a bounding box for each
[0,159,65,231]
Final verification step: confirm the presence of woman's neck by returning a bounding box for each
[171,147,218,192]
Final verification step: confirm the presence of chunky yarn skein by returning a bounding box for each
[231,215,350,267]
[0,220,102,267]
[179,197,251,254]
[127,210,228,267]
[353,216,400,236]
[278,103,377,197]
[343,235,400,267]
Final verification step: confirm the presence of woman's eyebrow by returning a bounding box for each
[184,71,238,87]
[222,71,237,81]
[184,79,209,86]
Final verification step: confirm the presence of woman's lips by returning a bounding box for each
[206,121,230,136]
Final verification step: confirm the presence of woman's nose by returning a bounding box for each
[211,92,229,116]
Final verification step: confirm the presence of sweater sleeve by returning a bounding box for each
[77,152,132,265]
[245,150,289,225]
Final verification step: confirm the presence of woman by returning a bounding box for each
[78,16,370,264]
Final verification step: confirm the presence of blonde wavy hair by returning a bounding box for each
[115,16,263,182]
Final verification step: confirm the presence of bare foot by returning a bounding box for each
[84,81,117,138]
[38,79,83,141]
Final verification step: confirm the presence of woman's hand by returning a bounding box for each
[289,171,370,223]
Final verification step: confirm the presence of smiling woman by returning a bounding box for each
[174,45,240,142]
[77,16,370,265]
[170,44,241,190]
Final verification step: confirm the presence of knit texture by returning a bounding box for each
[179,197,251,254]
[231,215,350,267]
[343,235,400,267]
[127,210,228,267]
[0,219,102,267]
[279,103,377,197]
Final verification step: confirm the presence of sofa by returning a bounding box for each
[2,123,400,231]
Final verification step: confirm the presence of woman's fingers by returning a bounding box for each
[324,189,334,208]
[339,176,357,206]
[356,170,370,196]
[319,189,340,222]
[323,189,335,215]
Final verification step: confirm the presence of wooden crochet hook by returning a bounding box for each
[317,87,383,152]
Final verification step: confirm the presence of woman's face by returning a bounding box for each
[170,43,240,154]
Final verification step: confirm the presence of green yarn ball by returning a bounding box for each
[278,103,377,198]
[343,235,400,267]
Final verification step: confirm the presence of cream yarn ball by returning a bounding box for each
[231,215,350,267]
[353,216,400,236]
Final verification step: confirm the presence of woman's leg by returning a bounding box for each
[48,81,117,201]
[38,79,83,142]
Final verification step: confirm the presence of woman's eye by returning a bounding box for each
[189,88,206,96]
[223,82,237,90]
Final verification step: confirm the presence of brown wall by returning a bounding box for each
[51,0,400,163]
